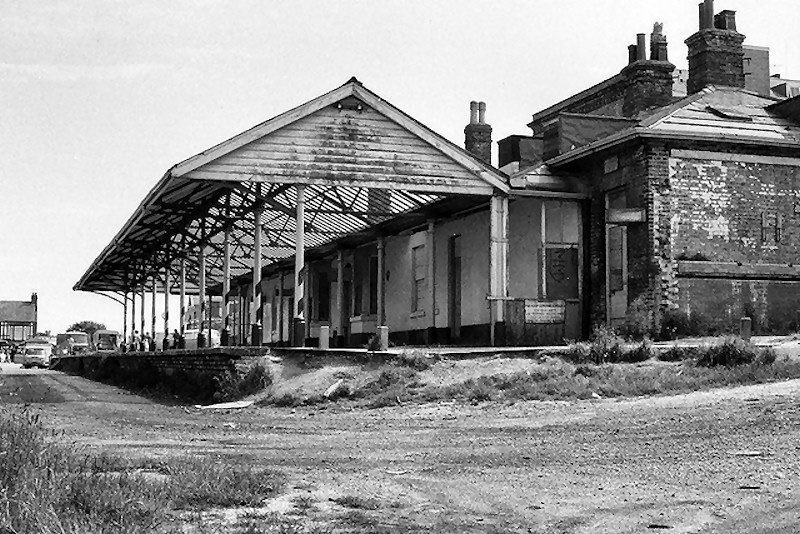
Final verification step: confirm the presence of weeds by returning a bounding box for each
[0,409,286,533]
[214,359,273,402]
[331,495,381,510]
[696,337,777,367]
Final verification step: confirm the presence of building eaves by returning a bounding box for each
[527,73,627,129]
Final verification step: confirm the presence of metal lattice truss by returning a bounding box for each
[75,78,509,296]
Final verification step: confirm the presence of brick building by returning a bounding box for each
[499,0,800,335]
[77,0,800,346]
[0,293,38,342]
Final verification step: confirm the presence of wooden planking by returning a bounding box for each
[185,102,496,195]
[186,168,493,194]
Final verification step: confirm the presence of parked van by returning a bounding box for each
[55,331,90,356]
[92,330,120,351]
[19,341,53,369]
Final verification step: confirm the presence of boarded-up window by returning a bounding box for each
[546,247,579,300]
[412,245,426,312]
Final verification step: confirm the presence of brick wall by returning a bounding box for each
[667,149,800,332]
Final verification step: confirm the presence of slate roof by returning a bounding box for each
[0,301,36,323]
[548,86,800,166]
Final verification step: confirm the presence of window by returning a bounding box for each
[412,245,426,312]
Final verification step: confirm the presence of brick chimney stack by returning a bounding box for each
[620,24,675,117]
[464,101,492,164]
[685,0,745,93]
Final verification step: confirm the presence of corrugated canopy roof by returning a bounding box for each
[75,78,508,294]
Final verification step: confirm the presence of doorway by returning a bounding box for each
[448,235,462,340]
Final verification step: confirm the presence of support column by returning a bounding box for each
[489,194,509,346]
[251,208,263,346]
[426,220,436,344]
[150,278,157,351]
[130,288,136,349]
[278,271,285,345]
[139,287,145,350]
[198,247,206,348]
[122,291,128,352]
[222,228,231,346]
[336,250,345,347]
[179,257,186,347]
[293,184,306,346]
[377,238,386,327]
[163,266,170,350]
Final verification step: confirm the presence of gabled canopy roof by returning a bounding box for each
[75,78,508,294]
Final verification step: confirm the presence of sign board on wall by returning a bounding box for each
[524,300,566,324]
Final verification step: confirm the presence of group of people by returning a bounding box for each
[124,330,184,352]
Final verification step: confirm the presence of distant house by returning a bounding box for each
[0,293,38,342]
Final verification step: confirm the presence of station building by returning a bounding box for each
[75,0,800,347]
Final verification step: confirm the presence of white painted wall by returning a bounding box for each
[433,209,491,329]
[508,198,543,299]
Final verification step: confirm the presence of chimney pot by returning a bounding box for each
[628,44,638,65]
[703,0,715,29]
[636,34,647,61]
[469,101,478,125]
[478,101,486,124]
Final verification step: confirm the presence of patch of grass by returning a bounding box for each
[362,366,421,408]
[214,359,273,402]
[557,328,656,365]
[233,511,317,534]
[293,494,316,514]
[696,336,776,367]
[421,356,800,402]
[658,345,700,362]
[332,495,382,510]
[391,349,434,370]
[0,408,170,534]
[166,457,284,509]
[0,409,287,533]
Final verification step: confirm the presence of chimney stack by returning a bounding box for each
[685,0,746,93]
[621,24,675,117]
[464,101,492,164]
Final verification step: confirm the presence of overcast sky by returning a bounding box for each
[2,0,798,335]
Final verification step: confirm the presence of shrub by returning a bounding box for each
[695,336,771,367]
[620,339,656,363]
[589,326,625,364]
[618,297,653,340]
[214,359,273,401]
[392,349,433,371]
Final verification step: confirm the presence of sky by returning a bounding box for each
[2,0,799,335]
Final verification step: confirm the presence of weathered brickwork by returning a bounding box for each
[670,156,800,263]
[667,153,800,332]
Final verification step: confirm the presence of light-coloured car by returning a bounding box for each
[19,342,53,369]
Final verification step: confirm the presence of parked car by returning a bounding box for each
[18,342,53,369]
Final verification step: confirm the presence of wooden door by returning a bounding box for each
[606,224,628,326]
[448,235,462,339]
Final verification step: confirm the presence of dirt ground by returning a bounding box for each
[1,361,799,533]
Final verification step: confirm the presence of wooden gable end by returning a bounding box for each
[184,99,496,195]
